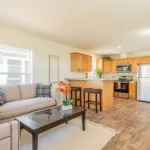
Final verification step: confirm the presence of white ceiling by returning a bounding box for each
[0,0,150,54]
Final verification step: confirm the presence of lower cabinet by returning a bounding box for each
[129,81,137,100]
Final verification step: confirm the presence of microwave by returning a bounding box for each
[116,64,131,73]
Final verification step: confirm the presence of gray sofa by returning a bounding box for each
[0,83,56,124]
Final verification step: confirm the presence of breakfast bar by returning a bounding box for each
[65,78,114,111]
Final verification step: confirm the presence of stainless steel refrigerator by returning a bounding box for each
[137,64,150,102]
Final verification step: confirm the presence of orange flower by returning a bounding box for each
[56,88,61,92]
[56,81,72,97]
[58,81,63,86]
[62,81,67,86]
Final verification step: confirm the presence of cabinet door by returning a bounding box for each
[88,56,92,72]
[103,60,112,73]
[129,81,137,100]
[71,53,77,72]
[83,55,88,72]
[108,60,112,72]
[111,60,116,73]
[78,54,84,72]
[131,58,137,72]
[96,59,103,69]
[103,60,107,73]
[137,56,149,64]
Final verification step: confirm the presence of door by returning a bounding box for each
[137,78,150,102]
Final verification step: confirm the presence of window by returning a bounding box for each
[0,45,32,85]
[89,57,103,77]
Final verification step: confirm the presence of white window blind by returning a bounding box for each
[89,58,97,77]
[0,45,32,85]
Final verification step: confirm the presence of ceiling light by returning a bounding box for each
[118,46,122,49]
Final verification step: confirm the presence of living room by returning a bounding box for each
[1,1,150,150]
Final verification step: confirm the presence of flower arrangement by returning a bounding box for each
[56,81,73,106]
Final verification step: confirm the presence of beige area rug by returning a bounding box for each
[21,118,117,150]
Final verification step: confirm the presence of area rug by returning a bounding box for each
[21,118,117,150]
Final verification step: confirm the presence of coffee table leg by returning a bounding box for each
[32,133,38,150]
[82,112,86,131]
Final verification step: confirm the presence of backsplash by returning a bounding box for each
[102,72,137,81]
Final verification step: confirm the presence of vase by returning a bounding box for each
[99,75,101,78]
[62,105,73,111]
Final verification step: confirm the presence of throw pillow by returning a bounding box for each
[0,88,7,106]
[36,83,52,97]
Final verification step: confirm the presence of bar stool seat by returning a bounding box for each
[71,87,81,91]
[83,88,102,113]
[84,88,102,93]
[71,87,82,106]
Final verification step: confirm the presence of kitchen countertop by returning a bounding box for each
[65,78,113,81]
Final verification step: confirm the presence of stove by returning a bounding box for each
[114,75,132,99]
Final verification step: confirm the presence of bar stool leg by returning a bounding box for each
[100,92,102,111]
[75,91,77,106]
[88,92,90,108]
[96,93,98,113]
[83,91,85,108]
[80,89,82,106]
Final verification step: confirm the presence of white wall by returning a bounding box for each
[0,26,92,97]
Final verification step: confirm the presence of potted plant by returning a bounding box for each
[95,68,103,78]
[56,81,73,111]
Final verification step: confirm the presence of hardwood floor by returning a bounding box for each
[86,98,150,150]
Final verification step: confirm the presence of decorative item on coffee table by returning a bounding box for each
[56,81,73,110]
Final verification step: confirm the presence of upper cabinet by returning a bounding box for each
[71,53,92,72]
[71,54,150,73]
[111,60,116,73]
[130,58,137,73]
[137,56,150,64]
[103,60,112,73]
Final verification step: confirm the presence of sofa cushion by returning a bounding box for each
[0,97,56,120]
[36,83,52,97]
[0,88,7,106]
[19,83,36,100]
[0,85,21,102]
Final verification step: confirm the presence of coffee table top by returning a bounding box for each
[16,106,86,133]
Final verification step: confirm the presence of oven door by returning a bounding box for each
[114,82,129,98]
[120,82,129,93]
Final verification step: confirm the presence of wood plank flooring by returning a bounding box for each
[86,98,150,150]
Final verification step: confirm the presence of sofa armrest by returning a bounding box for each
[0,121,20,150]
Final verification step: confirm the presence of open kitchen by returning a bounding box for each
[67,53,150,112]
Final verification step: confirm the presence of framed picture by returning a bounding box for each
[49,55,59,83]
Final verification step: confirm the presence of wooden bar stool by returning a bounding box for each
[71,87,82,106]
[83,88,102,113]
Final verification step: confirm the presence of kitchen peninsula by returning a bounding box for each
[65,78,114,111]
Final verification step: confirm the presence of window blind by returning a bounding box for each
[0,45,32,85]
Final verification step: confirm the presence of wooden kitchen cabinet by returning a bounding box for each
[111,60,116,73]
[71,53,92,72]
[83,55,92,72]
[129,81,137,100]
[96,59,103,69]
[130,57,137,73]
[137,56,150,64]
[71,53,83,72]
[103,60,112,73]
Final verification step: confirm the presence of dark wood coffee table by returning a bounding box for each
[16,106,86,150]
